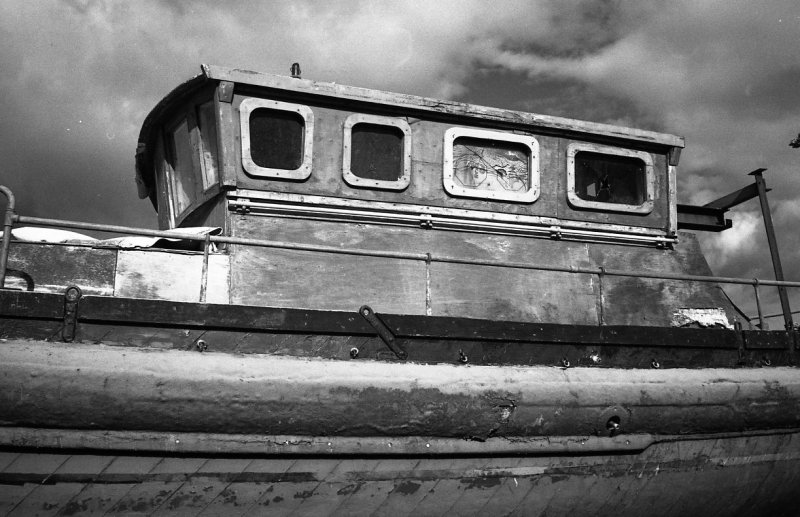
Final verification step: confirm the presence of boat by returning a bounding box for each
[1,63,799,516]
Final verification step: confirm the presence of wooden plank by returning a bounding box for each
[115,249,229,304]
[411,458,491,515]
[230,246,426,314]
[7,483,85,517]
[6,243,116,296]
[107,458,206,514]
[152,459,252,516]
[202,64,685,148]
[594,233,741,326]
[431,261,598,324]
[249,459,338,516]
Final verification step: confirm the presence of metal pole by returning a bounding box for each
[749,169,793,330]
[0,186,16,289]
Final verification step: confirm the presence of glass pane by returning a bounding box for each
[168,119,195,215]
[197,102,219,190]
[249,108,304,170]
[452,137,530,194]
[574,152,646,205]
[350,124,404,181]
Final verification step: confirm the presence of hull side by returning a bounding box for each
[1,431,799,516]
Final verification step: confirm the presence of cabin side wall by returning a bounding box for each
[229,93,670,230]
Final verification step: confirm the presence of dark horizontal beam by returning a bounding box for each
[703,182,763,211]
[677,204,732,232]
[0,290,794,351]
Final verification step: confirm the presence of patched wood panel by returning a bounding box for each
[6,243,116,295]
[593,232,741,326]
[231,216,598,322]
[115,250,229,304]
[230,246,426,314]
[431,262,598,324]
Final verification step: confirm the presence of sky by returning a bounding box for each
[1,0,799,324]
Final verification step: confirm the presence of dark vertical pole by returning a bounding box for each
[749,169,793,330]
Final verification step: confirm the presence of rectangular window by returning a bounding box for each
[196,102,219,191]
[240,98,314,180]
[567,143,654,214]
[168,119,196,216]
[343,114,411,190]
[443,128,539,203]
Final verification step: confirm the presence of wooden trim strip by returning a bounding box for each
[202,65,685,148]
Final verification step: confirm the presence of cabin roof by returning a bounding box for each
[201,64,684,147]
[136,63,685,197]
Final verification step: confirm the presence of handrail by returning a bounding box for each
[13,213,800,290]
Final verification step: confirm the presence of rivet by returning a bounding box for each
[196,340,208,352]
[561,358,570,368]
[651,359,660,369]
[350,347,359,359]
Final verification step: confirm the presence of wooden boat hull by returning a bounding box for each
[2,340,800,437]
[1,431,799,516]
[1,339,800,515]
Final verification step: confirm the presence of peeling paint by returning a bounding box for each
[671,308,733,329]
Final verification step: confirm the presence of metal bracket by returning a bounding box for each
[359,305,407,360]
[233,198,251,215]
[62,285,82,342]
[217,81,234,103]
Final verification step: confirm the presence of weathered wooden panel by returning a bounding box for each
[115,249,229,304]
[431,261,598,323]
[231,216,600,322]
[6,243,116,295]
[595,232,742,326]
[2,430,799,516]
[234,101,583,221]
[230,246,426,314]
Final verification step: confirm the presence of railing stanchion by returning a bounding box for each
[199,233,211,303]
[0,186,16,289]
[753,279,766,330]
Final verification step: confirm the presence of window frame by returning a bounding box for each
[443,127,540,203]
[342,114,412,190]
[566,143,655,214]
[160,100,223,228]
[239,98,314,180]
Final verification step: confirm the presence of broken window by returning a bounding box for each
[567,144,654,214]
[444,128,539,203]
[167,118,196,217]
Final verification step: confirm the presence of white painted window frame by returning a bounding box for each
[342,114,412,190]
[443,127,540,203]
[566,142,655,214]
[240,98,314,180]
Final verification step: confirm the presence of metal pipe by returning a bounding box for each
[0,186,16,289]
[750,169,793,329]
[753,280,765,329]
[14,214,800,289]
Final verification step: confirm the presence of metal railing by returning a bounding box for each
[1,186,797,330]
